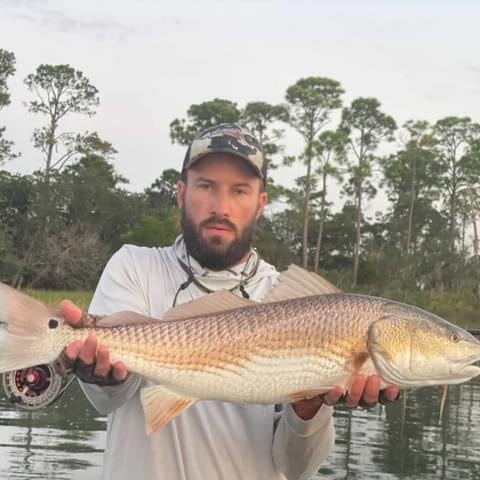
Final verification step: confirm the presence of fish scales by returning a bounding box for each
[2,269,480,433]
[55,295,387,401]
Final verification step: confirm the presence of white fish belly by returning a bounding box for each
[123,353,354,403]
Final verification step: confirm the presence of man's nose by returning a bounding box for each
[210,191,231,216]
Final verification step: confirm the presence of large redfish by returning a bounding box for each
[1,266,479,434]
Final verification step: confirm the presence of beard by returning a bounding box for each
[181,208,257,271]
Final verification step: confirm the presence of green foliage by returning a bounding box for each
[145,169,180,211]
[350,285,479,326]
[170,98,241,146]
[0,49,17,163]
[0,68,478,324]
[285,76,345,268]
[0,127,18,164]
[24,63,101,177]
[0,49,15,108]
[285,77,344,139]
[433,117,480,253]
[380,120,441,264]
[254,216,297,270]
[0,223,18,282]
[121,210,180,248]
[24,64,99,117]
[340,97,397,285]
[240,101,287,177]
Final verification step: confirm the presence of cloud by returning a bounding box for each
[1,0,136,39]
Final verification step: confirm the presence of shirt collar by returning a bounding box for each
[173,235,259,292]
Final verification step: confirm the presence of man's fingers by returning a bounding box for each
[79,335,98,365]
[94,344,111,377]
[64,339,83,360]
[345,374,367,408]
[361,374,381,406]
[321,376,400,410]
[60,300,84,327]
[322,386,343,406]
[112,361,128,381]
[62,337,128,386]
[380,385,400,403]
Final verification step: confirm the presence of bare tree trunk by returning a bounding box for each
[434,260,444,292]
[314,171,328,273]
[473,212,479,307]
[302,141,313,269]
[473,212,479,257]
[450,190,457,252]
[461,213,467,255]
[12,234,39,288]
[449,155,458,253]
[407,156,417,254]
[353,183,362,287]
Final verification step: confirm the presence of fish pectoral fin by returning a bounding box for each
[262,264,340,303]
[140,385,196,434]
[289,387,330,402]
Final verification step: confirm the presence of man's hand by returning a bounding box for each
[292,374,400,420]
[61,300,128,385]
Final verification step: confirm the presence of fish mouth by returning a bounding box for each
[458,365,480,377]
[444,358,480,384]
[409,364,480,386]
[454,354,480,374]
[373,354,480,387]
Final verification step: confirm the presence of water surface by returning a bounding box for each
[1,379,479,479]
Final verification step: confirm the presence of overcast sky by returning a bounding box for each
[1,0,479,197]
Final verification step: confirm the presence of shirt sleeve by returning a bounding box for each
[79,245,150,415]
[272,404,335,480]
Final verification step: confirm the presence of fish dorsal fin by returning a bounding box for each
[96,311,158,328]
[261,264,340,303]
[163,291,256,322]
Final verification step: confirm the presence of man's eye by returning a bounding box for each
[234,189,248,195]
[198,183,212,190]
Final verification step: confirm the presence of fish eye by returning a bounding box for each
[48,318,59,329]
[451,333,460,343]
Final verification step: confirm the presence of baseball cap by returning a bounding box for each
[182,123,266,183]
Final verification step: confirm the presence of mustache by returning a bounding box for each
[201,217,237,232]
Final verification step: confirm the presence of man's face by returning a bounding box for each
[177,153,268,270]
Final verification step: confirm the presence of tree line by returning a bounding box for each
[0,49,479,316]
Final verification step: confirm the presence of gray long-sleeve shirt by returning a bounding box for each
[80,241,335,480]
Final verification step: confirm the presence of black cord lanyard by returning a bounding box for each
[171,252,259,307]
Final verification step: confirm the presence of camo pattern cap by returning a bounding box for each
[183,123,266,182]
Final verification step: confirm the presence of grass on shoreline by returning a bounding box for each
[25,289,93,310]
[25,287,479,329]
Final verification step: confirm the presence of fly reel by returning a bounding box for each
[1,363,72,410]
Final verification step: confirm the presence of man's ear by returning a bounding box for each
[177,181,186,209]
[256,190,268,219]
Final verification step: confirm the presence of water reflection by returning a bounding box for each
[1,378,480,479]
[319,377,480,479]
[0,382,105,479]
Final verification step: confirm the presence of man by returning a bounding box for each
[61,124,399,480]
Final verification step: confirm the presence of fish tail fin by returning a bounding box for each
[0,282,61,372]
